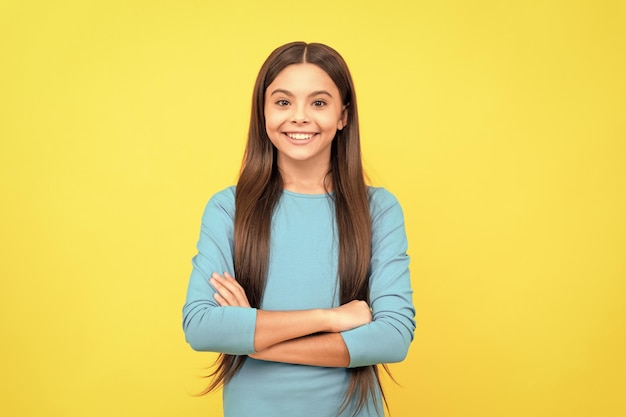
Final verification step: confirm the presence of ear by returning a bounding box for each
[337,105,348,130]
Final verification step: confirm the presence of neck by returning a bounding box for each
[277,158,332,194]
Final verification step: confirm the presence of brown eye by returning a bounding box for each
[312,100,326,107]
[276,99,290,106]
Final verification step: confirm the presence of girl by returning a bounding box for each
[183,42,415,417]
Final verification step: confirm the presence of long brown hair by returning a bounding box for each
[203,42,385,416]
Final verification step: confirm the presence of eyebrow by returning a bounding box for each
[269,89,333,98]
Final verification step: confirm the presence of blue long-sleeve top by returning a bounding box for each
[183,186,415,417]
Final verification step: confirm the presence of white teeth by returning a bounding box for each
[287,133,313,140]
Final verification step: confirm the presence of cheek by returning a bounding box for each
[323,113,343,131]
[264,109,281,132]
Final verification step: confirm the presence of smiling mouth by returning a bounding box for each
[285,132,317,140]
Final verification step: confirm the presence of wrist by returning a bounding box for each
[321,307,337,333]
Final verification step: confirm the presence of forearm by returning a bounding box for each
[250,332,350,367]
[253,309,333,351]
[210,272,372,352]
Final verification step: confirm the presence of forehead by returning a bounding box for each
[266,63,339,95]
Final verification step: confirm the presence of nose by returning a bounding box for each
[290,104,309,124]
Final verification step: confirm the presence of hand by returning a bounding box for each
[329,300,372,333]
[210,272,251,308]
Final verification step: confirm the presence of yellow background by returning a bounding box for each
[1,0,624,416]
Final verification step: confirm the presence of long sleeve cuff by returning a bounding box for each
[183,304,257,355]
[340,319,412,368]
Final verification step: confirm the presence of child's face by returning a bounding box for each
[264,63,347,172]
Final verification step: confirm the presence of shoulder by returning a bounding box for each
[203,186,236,218]
[209,185,236,205]
[367,186,403,214]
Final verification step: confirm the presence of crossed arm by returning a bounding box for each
[183,188,415,368]
[209,272,372,367]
